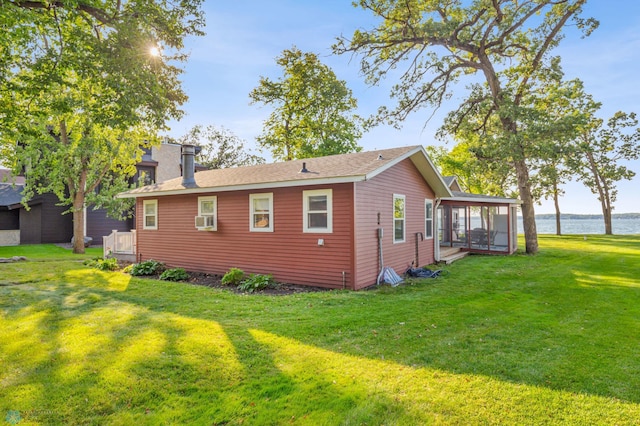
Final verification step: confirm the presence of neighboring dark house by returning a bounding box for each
[0,183,23,246]
[0,183,73,245]
[1,141,197,246]
[86,143,188,244]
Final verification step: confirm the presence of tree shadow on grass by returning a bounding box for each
[1,275,416,424]
[112,258,640,408]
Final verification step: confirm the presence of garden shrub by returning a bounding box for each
[238,274,274,293]
[100,258,120,271]
[159,268,189,281]
[83,258,100,268]
[222,267,245,286]
[83,257,119,271]
[130,259,164,276]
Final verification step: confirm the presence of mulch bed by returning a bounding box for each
[137,270,332,296]
[55,245,332,294]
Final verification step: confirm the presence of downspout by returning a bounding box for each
[351,182,357,290]
[414,232,424,267]
[376,227,384,285]
[434,199,442,262]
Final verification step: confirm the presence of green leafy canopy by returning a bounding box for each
[0,0,205,253]
[250,47,363,161]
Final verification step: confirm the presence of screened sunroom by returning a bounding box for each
[437,193,520,255]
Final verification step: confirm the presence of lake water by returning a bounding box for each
[517,217,640,235]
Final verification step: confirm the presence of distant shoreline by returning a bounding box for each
[524,213,640,220]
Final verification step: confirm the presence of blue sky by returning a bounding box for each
[166,1,640,214]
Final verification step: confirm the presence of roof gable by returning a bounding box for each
[443,176,463,192]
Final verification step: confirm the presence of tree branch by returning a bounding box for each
[516,0,586,104]
[9,0,117,26]
[484,1,551,51]
[86,162,112,195]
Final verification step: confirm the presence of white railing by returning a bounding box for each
[103,230,136,257]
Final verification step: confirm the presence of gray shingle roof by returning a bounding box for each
[119,146,453,198]
[0,183,24,209]
[442,176,456,186]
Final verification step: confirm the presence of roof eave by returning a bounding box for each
[117,175,366,199]
[440,196,522,204]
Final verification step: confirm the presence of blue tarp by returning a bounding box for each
[405,267,442,278]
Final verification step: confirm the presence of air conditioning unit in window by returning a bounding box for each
[195,215,215,230]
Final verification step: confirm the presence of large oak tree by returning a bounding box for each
[0,0,204,253]
[526,78,592,235]
[250,47,363,161]
[445,77,591,236]
[335,0,596,254]
[569,109,640,234]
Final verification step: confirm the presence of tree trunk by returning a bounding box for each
[585,151,613,235]
[602,199,613,235]
[72,192,86,254]
[514,158,538,254]
[553,182,562,236]
[601,180,614,235]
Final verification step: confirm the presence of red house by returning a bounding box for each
[117,145,520,290]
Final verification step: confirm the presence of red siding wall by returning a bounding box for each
[354,159,436,289]
[135,183,355,289]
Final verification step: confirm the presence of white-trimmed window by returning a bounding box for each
[250,193,273,232]
[393,194,405,243]
[143,199,158,230]
[425,199,434,239]
[303,189,332,233]
[195,196,217,231]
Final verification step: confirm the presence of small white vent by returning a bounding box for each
[195,215,215,230]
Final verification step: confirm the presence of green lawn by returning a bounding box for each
[0,244,103,261]
[1,236,639,425]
